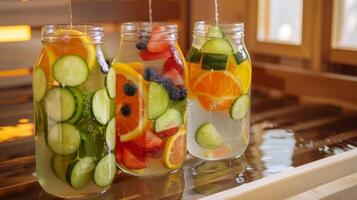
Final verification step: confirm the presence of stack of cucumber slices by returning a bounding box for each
[33,54,117,189]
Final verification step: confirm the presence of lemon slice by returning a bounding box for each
[233,60,252,94]
[162,128,186,170]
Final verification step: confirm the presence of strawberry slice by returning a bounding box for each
[163,46,184,74]
[156,127,179,138]
[163,68,184,86]
[139,49,171,61]
[147,26,170,53]
[122,148,148,169]
[133,129,163,151]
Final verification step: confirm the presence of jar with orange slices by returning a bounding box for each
[186,22,251,160]
[33,25,116,198]
[112,22,187,176]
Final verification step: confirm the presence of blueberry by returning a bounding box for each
[144,67,157,81]
[160,77,174,91]
[177,87,187,100]
[123,83,137,96]
[136,41,147,50]
[120,105,131,117]
[169,87,181,100]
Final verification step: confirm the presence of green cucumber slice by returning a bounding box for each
[47,123,81,155]
[81,92,94,119]
[44,88,76,121]
[170,100,187,117]
[206,25,225,38]
[186,47,202,64]
[202,53,228,70]
[33,68,47,102]
[93,153,116,187]
[78,132,104,161]
[92,88,111,125]
[52,154,75,181]
[230,95,250,120]
[201,38,233,55]
[155,108,183,133]
[66,157,95,189]
[67,88,84,124]
[148,82,169,119]
[105,118,116,151]
[106,67,116,99]
[52,54,88,86]
[195,122,223,149]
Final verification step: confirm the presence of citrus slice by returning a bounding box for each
[192,71,241,111]
[227,56,252,94]
[45,29,96,70]
[162,128,186,170]
[113,63,149,142]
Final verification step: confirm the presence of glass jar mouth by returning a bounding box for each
[193,21,244,38]
[121,22,178,41]
[41,24,104,44]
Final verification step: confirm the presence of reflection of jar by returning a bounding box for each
[186,22,251,160]
[112,22,187,176]
[33,25,116,198]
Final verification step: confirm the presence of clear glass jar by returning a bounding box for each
[112,22,187,176]
[186,22,251,160]
[33,25,117,198]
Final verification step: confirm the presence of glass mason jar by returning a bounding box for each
[33,25,117,198]
[186,22,251,160]
[112,22,187,176]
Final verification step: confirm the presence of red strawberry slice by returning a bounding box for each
[139,49,171,61]
[163,45,184,74]
[122,148,148,169]
[133,129,163,151]
[163,68,184,86]
[155,127,179,137]
[147,26,170,53]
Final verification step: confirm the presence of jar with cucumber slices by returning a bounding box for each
[33,25,116,198]
[112,22,187,176]
[186,22,251,160]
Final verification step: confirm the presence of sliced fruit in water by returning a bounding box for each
[156,127,179,138]
[133,125,163,151]
[92,88,111,125]
[163,49,184,75]
[44,87,76,121]
[147,26,170,53]
[162,128,186,170]
[154,108,183,134]
[163,68,184,86]
[148,82,169,119]
[47,123,81,155]
[51,154,75,181]
[201,53,228,70]
[139,49,171,61]
[52,54,89,86]
[192,71,240,111]
[233,60,252,94]
[78,131,104,161]
[121,143,148,169]
[66,87,84,124]
[230,95,250,120]
[195,122,224,150]
[33,68,47,102]
[93,153,116,187]
[105,118,116,151]
[106,67,116,98]
[113,63,149,142]
[66,156,95,189]
[206,25,225,38]
[186,47,202,64]
[200,38,233,70]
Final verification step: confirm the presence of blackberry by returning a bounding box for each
[144,67,157,81]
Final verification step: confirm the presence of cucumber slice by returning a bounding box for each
[92,88,111,125]
[78,132,104,161]
[67,88,84,124]
[148,82,169,119]
[155,108,183,133]
[186,47,202,64]
[105,118,116,151]
[206,25,225,38]
[52,54,89,86]
[81,92,94,119]
[195,122,223,149]
[93,153,116,187]
[234,46,248,65]
[106,67,116,99]
[201,53,228,70]
[52,154,75,181]
[66,157,95,189]
[33,68,47,102]
[201,38,233,55]
[44,88,76,122]
[230,95,250,120]
[47,123,81,155]
[170,100,187,117]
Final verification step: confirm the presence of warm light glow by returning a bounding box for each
[0,68,31,77]
[19,118,30,123]
[0,25,31,43]
[0,123,34,142]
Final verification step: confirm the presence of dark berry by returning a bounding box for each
[144,67,157,81]
[169,87,180,100]
[177,87,187,100]
[136,41,147,50]
[123,82,137,96]
[120,105,131,116]
[160,77,174,91]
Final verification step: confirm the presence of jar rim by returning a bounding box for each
[120,21,178,41]
[41,24,104,44]
[193,21,244,38]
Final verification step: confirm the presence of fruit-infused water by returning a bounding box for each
[33,25,116,198]
[113,22,187,176]
[186,22,251,160]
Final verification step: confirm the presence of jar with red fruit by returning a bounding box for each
[112,22,187,176]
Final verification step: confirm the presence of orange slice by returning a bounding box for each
[192,71,241,111]
[162,128,186,170]
[114,63,149,142]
